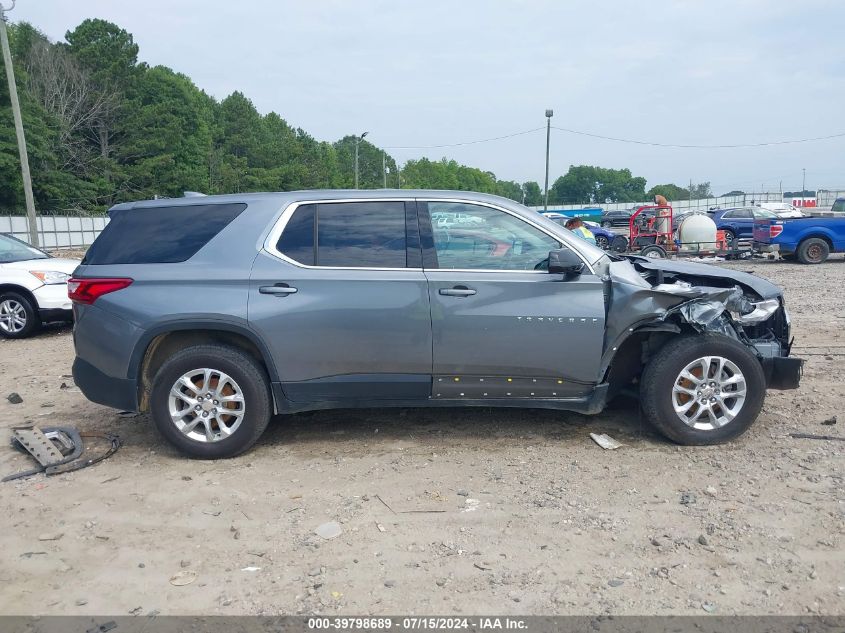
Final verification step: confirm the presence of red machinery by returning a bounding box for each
[628,204,675,257]
[625,204,735,258]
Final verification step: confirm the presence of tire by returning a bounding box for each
[796,238,829,264]
[595,234,609,249]
[150,344,272,458]
[0,291,40,339]
[640,245,666,258]
[610,235,629,253]
[722,229,736,247]
[601,221,612,228]
[640,334,766,445]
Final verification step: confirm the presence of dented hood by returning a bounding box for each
[625,257,782,300]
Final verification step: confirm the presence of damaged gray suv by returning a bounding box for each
[69,190,802,458]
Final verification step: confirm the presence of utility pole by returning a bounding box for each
[382,151,387,188]
[353,131,368,189]
[0,2,38,246]
[543,109,553,212]
[802,168,806,197]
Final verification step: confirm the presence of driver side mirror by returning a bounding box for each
[548,248,584,277]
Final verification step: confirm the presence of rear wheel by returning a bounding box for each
[0,292,39,339]
[640,334,766,445]
[796,238,829,264]
[150,344,272,458]
[722,229,736,247]
[640,245,666,258]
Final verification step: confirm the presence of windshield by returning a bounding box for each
[752,208,779,219]
[0,233,49,263]
[833,199,845,213]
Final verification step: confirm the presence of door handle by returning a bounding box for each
[259,283,298,296]
[439,286,477,297]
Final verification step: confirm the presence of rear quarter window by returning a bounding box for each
[833,199,845,213]
[83,203,246,265]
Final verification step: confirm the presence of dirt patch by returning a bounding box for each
[0,258,843,616]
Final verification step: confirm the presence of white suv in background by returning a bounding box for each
[0,233,79,338]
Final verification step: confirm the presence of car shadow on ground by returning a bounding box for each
[259,395,665,451]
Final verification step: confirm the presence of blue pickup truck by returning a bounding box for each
[753,215,845,263]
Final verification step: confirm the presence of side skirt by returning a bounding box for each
[271,383,610,416]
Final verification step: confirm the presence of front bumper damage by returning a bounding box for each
[603,257,803,390]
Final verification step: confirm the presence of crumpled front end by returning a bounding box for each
[602,257,802,391]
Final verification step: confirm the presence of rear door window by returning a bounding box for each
[275,201,409,268]
[275,204,316,265]
[84,203,246,265]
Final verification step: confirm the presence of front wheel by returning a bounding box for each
[595,234,609,249]
[150,344,272,458]
[640,334,766,445]
[0,292,40,339]
[601,221,612,228]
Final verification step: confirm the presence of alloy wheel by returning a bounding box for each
[671,356,747,430]
[168,368,246,442]
[0,299,27,334]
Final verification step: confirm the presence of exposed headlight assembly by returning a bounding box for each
[735,298,780,324]
[29,270,71,285]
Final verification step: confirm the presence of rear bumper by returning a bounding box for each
[761,356,803,390]
[753,241,780,253]
[72,356,138,411]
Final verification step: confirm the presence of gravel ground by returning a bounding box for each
[0,257,843,616]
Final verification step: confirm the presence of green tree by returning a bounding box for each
[647,183,689,201]
[65,19,141,204]
[333,136,397,189]
[550,165,647,204]
[521,181,542,206]
[117,66,213,199]
[495,179,522,202]
[689,181,713,198]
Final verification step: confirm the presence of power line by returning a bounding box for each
[381,127,545,149]
[552,126,845,148]
[378,125,845,152]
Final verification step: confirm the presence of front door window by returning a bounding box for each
[427,202,560,270]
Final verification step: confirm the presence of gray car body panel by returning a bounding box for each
[425,269,605,386]
[70,189,799,416]
[249,249,433,400]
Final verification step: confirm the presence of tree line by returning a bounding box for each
[0,18,708,215]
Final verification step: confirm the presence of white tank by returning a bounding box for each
[678,213,718,251]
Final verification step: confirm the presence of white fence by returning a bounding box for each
[531,192,785,215]
[0,215,108,248]
[817,190,845,208]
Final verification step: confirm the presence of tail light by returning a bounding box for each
[769,224,784,238]
[68,278,133,305]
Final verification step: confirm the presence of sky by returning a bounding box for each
[9,0,845,195]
